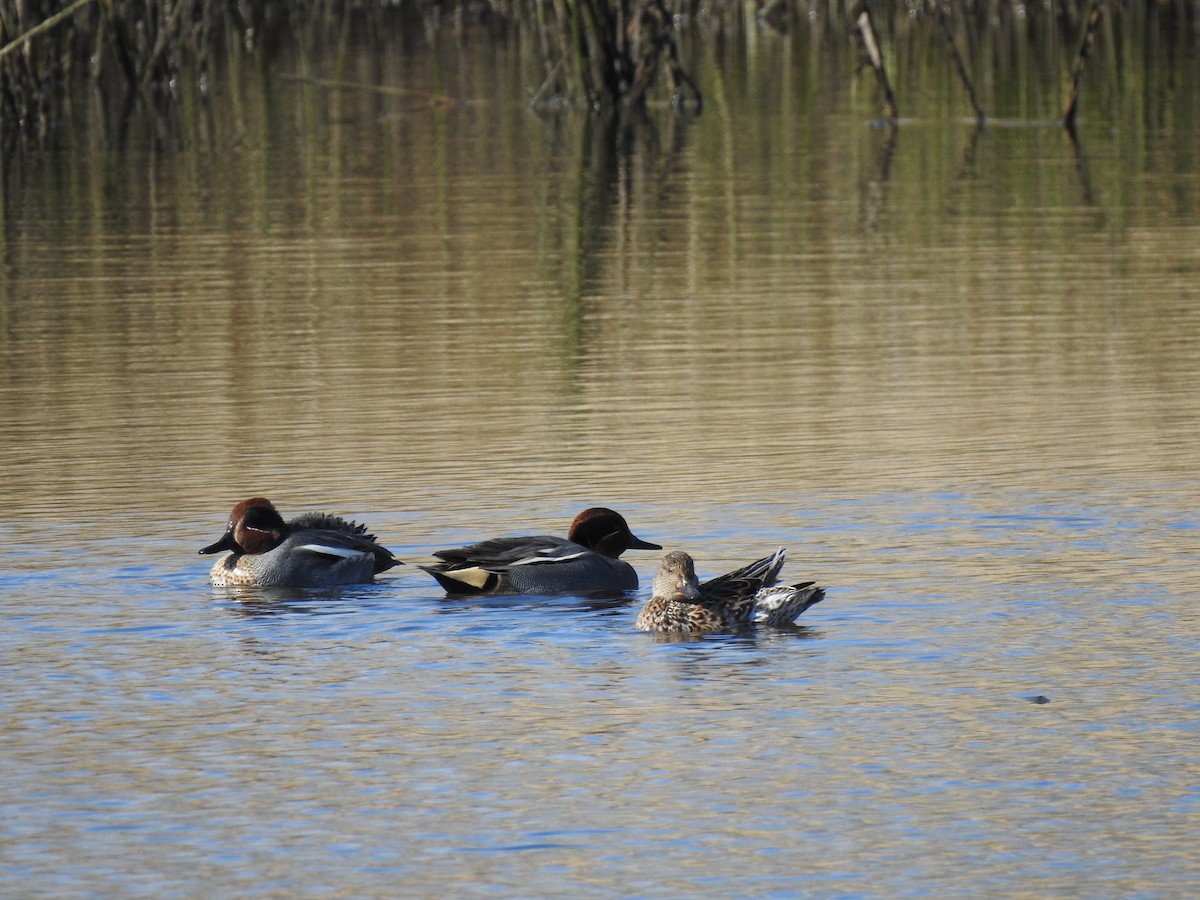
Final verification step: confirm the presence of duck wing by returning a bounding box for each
[423,536,591,595]
[698,548,786,602]
[290,524,401,574]
[430,535,585,570]
[289,512,378,541]
[694,548,787,624]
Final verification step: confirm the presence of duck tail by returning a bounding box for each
[754,582,825,627]
[418,564,501,595]
[374,549,403,574]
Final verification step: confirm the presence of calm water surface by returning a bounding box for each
[2,23,1199,897]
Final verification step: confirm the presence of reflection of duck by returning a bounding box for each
[421,508,660,595]
[635,549,824,634]
[200,498,401,587]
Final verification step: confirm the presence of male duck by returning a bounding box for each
[421,507,660,595]
[200,497,401,587]
[635,548,824,633]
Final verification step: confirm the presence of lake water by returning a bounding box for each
[2,17,1199,897]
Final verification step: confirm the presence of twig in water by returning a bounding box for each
[934,1,985,122]
[853,2,897,120]
[1062,0,1106,131]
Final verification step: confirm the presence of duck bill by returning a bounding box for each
[627,535,662,551]
[199,531,239,555]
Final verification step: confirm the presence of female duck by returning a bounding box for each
[636,548,824,633]
[421,507,660,595]
[200,497,401,587]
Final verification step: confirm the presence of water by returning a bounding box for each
[3,21,1200,896]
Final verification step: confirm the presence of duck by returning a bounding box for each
[199,497,401,587]
[421,507,661,595]
[635,548,824,633]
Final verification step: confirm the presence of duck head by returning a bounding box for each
[652,551,703,601]
[199,497,288,556]
[567,507,661,559]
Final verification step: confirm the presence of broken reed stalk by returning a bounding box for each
[933,1,985,122]
[1062,0,1106,130]
[853,2,898,119]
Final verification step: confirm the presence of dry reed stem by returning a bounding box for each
[853,2,898,120]
[1063,0,1106,130]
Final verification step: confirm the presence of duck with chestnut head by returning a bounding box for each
[200,498,401,588]
[421,507,660,595]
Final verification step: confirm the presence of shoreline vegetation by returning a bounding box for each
[0,0,1196,147]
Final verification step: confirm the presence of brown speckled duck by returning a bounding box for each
[636,548,824,634]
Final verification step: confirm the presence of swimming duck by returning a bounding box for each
[200,497,401,587]
[635,548,824,633]
[421,507,661,595]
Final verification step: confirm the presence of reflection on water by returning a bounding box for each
[2,23,1199,898]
